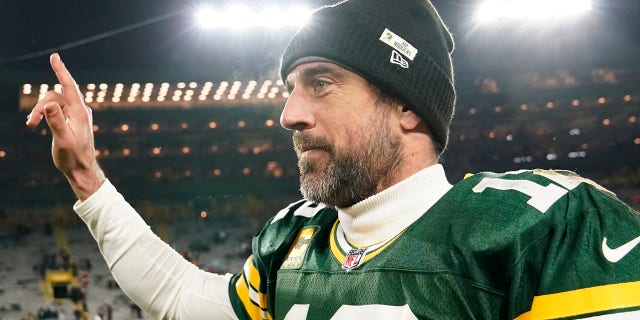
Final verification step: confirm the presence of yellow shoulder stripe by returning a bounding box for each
[244,256,261,291]
[235,273,263,320]
[515,281,640,320]
[235,256,272,320]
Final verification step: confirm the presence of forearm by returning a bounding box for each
[74,180,237,319]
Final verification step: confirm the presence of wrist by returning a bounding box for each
[64,163,106,201]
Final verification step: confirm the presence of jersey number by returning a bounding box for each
[472,171,582,213]
[284,304,418,320]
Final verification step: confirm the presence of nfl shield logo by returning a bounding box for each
[342,248,367,272]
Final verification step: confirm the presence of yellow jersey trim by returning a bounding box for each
[514,280,640,320]
[329,219,405,265]
[329,220,345,262]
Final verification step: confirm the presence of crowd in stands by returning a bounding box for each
[0,214,254,320]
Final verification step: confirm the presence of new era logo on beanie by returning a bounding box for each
[390,50,409,69]
[280,0,456,153]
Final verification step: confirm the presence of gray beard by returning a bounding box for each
[296,123,401,208]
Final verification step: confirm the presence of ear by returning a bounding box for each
[397,105,422,130]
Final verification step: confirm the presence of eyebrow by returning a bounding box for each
[285,64,347,90]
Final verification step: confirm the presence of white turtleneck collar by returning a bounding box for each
[336,164,452,247]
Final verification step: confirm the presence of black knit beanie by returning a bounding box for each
[280,0,456,153]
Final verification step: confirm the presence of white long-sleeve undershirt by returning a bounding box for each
[74,182,237,320]
[73,164,451,319]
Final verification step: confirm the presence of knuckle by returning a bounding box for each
[44,91,57,98]
[43,91,62,102]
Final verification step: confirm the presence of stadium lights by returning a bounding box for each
[19,79,289,110]
[195,5,311,29]
[475,0,592,23]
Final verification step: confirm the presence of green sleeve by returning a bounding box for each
[506,172,640,319]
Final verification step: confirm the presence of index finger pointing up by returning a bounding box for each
[50,53,84,107]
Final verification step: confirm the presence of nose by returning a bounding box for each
[280,87,315,131]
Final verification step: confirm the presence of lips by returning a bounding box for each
[296,145,330,158]
[299,145,329,153]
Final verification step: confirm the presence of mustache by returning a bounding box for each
[293,132,332,154]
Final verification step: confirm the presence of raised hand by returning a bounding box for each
[26,53,105,200]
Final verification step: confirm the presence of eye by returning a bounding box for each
[314,80,327,91]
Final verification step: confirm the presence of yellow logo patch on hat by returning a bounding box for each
[379,28,418,61]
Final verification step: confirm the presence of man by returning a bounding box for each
[26,0,640,319]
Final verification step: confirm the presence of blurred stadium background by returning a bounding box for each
[0,0,638,319]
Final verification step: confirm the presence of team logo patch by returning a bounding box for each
[390,50,409,69]
[282,227,317,269]
[342,248,367,272]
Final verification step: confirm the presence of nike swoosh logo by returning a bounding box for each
[602,236,640,263]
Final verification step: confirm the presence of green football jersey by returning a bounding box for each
[228,170,640,319]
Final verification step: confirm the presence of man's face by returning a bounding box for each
[281,62,402,207]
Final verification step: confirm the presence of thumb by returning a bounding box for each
[44,103,69,139]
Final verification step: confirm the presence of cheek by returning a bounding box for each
[336,122,369,151]
[318,97,381,147]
